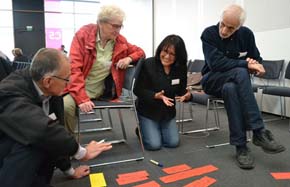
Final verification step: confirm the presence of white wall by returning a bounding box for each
[153,0,290,116]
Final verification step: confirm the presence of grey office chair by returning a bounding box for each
[12,61,31,70]
[251,60,284,121]
[262,61,290,129]
[252,60,284,92]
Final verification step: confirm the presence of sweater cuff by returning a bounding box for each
[74,145,87,160]
[64,167,75,176]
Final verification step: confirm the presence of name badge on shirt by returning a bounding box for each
[48,113,57,121]
[239,51,248,58]
[171,79,180,85]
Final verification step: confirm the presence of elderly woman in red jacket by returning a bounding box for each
[63,5,145,134]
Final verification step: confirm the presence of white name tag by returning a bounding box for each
[239,51,248,58]
[172,79,180,85]
[48,113,57,120]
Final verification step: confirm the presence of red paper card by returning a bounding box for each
[116,176,149,185]
[271,172,290,180]
[183,176,217,187]
[133,180,161,187]
[117,170,149,178]
[160,165,218,183]
[163,164,192,174]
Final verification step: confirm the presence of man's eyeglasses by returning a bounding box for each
[106,22,123,30]
[52,75,70,83]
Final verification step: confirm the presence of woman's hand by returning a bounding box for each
[176,90,191,102]
[116,57,132,69]
[78,101,95,113]
[154,90,174,107]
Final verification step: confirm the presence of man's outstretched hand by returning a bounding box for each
[81,141,112,161]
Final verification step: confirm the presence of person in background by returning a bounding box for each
[60,44,68,56]
[62,4,145,134]
[12,48,29,62]
[0,50,12,81]
[133,34,191,150]
[0,48,112,187]
[200,4,285,169]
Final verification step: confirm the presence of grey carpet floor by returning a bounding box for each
[52,103,290,187]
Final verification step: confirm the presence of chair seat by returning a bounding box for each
[92,100,133,108]
[191,92,223,106]
[263,86,290,97]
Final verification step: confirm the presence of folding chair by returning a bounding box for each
[251,60,284,121]
[176,59,200,124]
[76,59,145,167]
[262,61,290,129]
[178,59,220,134]
[12,61,31,70]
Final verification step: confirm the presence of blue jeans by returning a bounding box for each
[202,67,264,145]
[138,114,180,150]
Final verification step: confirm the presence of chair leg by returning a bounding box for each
[283,96,286,119]
[117,108,127,141]
[77,109,81,143]
[205,99,220,132]
[206,99,230,148]
[107,108,113,128]
[288,117,290,132]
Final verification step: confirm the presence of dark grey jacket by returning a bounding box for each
[0,68,78,170]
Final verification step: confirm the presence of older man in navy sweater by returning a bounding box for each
[200,4,285,169]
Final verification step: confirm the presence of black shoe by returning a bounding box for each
[253,129,286,154]
[236,146,255,169]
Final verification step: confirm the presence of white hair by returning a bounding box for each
[221,4,246,26]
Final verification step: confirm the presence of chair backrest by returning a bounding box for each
[284,61,290,80]
[187,59,205,73]
[256,60,284,79]
[12,61,31,70]
[123,58,145,90]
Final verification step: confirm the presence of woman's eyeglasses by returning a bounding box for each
[106,22,123,30]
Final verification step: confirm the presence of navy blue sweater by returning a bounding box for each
[201,23,262,75]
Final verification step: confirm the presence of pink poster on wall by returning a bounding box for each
[45,28,62,49]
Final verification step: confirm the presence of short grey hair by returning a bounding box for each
[30,48,63,81]
[222,4,246,26]
[97,5,125,23]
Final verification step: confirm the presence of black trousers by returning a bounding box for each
[0,136,54,187]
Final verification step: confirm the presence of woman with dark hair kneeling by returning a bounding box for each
[134,35,191,150]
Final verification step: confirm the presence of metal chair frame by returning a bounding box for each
[12,61,31,70]
[252,60,285,122]
[261,61,290,130]
[178,59,220,134]
[76,59,145,167]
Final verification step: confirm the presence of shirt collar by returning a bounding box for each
[32,80,51,101]
[97,30,115,43]
[97,30,101,42]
